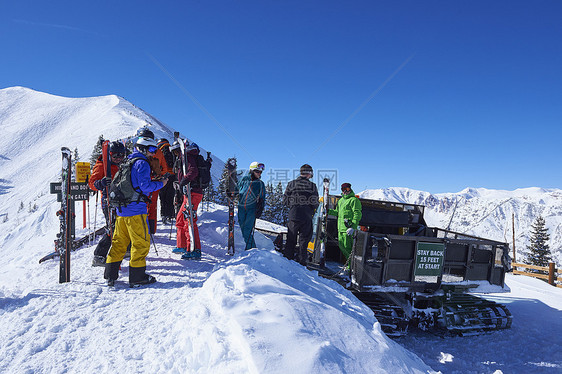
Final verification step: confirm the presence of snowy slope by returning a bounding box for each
[0,87,433,373]
[0,86,223,226]
[360,187,562,266]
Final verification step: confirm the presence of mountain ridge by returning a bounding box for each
[360,187,562,266]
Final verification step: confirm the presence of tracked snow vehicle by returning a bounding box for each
[307,195,513,336]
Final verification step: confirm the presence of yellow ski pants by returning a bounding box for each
[107,214,150,268]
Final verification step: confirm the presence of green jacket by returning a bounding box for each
[328,189,362,232]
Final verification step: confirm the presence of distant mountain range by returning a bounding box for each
[360,187,562,266]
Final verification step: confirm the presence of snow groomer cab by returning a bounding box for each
[307,194,513,336]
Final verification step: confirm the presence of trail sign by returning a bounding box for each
[50,182,90,201]
[75,162,91,183]
[414,242,445,277]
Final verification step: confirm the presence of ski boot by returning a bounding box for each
[129,275,157,288]
[92,255,106,267]
[181,249,201,260]
[172,247,187,254]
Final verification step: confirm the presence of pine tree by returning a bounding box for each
[90,135,104,168]
[216,164,229,206]
[217,159,238,206]
[524,216,553,268]
[202,178,218,210]
[261,183,275,222]
[261,182,288,225]
[273,182,288,225]
[70,147,79,170]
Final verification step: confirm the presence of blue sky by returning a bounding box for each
[1,1,561,193]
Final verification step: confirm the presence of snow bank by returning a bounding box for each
[201,249,432,373]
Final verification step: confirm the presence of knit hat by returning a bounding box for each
[300,164,313,175]
[341,183,352,191]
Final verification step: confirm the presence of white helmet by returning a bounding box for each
[136,137,158,154]
[136,137,157,147]
[249,162,265,172]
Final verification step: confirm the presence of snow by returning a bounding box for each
[1,87,561,373]
[399,274,562,373]
[0,204,431,374]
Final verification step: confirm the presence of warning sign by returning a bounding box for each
[414,242,445,277]
[75,162,91,183]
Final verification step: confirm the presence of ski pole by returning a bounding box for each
[169,219,174,240]
[150,233,159,256]
[92,191,98,243]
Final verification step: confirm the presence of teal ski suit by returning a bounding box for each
[328,189,362,260]
[237,172,265,250]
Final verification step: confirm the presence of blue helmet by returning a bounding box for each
[186,142,200,152]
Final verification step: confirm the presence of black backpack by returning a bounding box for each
[191,154,212,189]
[108,157,150,210]
[161,146,174,170]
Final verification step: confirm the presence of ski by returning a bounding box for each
[101,140,113,236]
[39,243,59,264]
[59,147,73,283]
[178,138,196,254]
[226,158,237,255]
[319,178,330,268]
[39,227,106,264]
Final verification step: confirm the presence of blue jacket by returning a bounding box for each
[117,151,163,217]
[238,172,265,216]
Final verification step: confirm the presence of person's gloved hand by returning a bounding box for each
[346,228,355,237]
[94,176,111,190]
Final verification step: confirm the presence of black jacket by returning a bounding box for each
[283,176,319,222]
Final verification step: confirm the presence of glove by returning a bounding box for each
[94,176,111,190]
[346,228,355,237]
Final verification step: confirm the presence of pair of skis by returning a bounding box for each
[178,139,196,255]
[58,147,73,283]
[226,158,238,255]
[318,178,330,268]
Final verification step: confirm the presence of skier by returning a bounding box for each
[327,182,362,263]
[170,140,183,215]
[238,162,266,250]
[283,164,319,266]
[89,141,126,267]
[104,136,168,287]
[175,142,204,260]
[157,138,176,224]
[136,127,164,234]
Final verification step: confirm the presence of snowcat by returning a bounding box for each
[304,194,513,337]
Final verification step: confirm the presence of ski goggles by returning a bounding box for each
[147,145,158,154]
[110,152,125,159]
[255,163,265,171]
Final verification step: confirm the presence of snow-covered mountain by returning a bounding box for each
[360,187,562,266]
[0,86,223,225]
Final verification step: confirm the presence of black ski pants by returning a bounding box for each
[284,219,313,266]
[159,174,176,218]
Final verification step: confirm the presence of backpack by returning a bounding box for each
[160,145,174,170]
[108,157,151,210]
[191,154,212,189]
